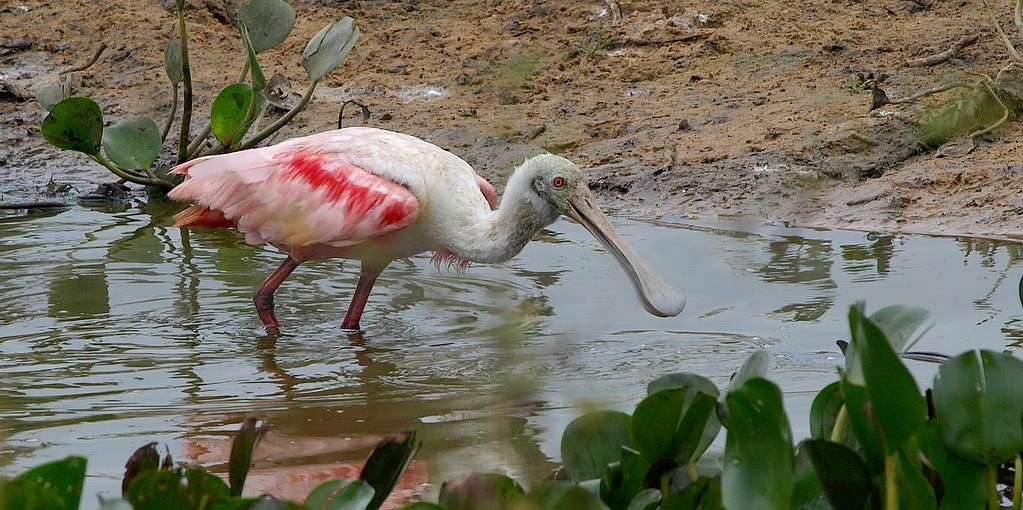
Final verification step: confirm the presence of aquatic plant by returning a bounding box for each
[36,0,359,194]
[4,302,1023,509]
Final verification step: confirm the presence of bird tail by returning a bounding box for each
[173,205,236,228]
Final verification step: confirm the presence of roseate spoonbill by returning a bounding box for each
[168,127,684,332]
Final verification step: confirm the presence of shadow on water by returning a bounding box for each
[3,207,1023,504]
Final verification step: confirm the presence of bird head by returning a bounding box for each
[522,154,686,318]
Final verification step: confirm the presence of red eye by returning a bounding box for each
[551,176,566,189]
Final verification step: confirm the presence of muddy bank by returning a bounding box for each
[2,0,1022,237]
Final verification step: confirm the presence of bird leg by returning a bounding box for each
[254,256,301,332]
[341,261,389,331]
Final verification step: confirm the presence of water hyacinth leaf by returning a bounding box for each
[238,20,267,92]
[849,303,925,452]
[718,349,769,426]
[644,373,721,462]
[97,497,134,510]
[164,38,183,84]
[523,481,609,510]
[722,377,793,510]
[211,83,256,144]
[360,431,420,510]
[228,418,269,497]
[35,75,73,112]
[809,381,843,440]
[561,410,632,482]
[41,97,103,155]
[122,442,171,495]
[891,446,937,510]
[438,473,524,510]
[868,305,930,352]
[215,496,305,509]
[838,377,884,473]
[790,447,824,510]
[102,117,161,170]
[400,504,446,510]
[625,488,661,510]
[125,467,230,510]
[304,479,375,510]
[661,476,722,510]
[933,349,1023,466]
[302,17,360,83]
[0,456,87,510]
[801,439,869,510]
[917,421,988,510]
[600,447,650,510]
[237,0,295,53]
[631,388,688,463]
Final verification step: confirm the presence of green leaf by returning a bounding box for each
[102,117,162,170]
[211,83,257,145]
[801,439,870,510]
[523,481,610,510]
[229,418,269,497]
[849,303,925,453]
[721,377,793,510]
[41,97,103,155]
[561,410,632,482]
[124,467,230,510]
[0,456,87,510]
[215,496,306,509]
[644,373,722,462]
[399,504,446,510]
[809,381,843,440]
[791,447,824,510]
[304,479,375,510]
[917,421,988,510]
[933,349,1023,466]
[97,497,134,510]
[237,20,267,92]
[360,431,420,510]
[438,473,524,510]
[719,350,770,427]
[868,305,930,352]
[302,17,360,83]
[838,377,884,474]
[122,442,171,495]
[599,447,650,510]
[164,39,183,84]
[890,445,937,510]
[660,476,722,510]
[237,0,296,53]
[624,488,660,510]
[35,76,74,112]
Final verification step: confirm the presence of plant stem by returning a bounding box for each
[90,153,174,190]
[884,454,899,510]
[1014,456,1022,510]
[161,82,178,143]
[238,79,318,150]
[176,4,194,163]
[990,466,1001,510]
[830,405,850,443]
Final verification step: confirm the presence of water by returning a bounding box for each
[2,203,1022,506]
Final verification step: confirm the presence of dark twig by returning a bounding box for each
[61,42,107,74]
[337,100,371,129]
[905,34,981,67]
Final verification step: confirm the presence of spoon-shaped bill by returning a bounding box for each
[566,188,686,317]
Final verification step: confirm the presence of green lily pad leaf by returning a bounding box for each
[164,38,183,84]
[438,473,524,510]
[561,410,632,482]
[302,17,360,83]
[360,431,420,510]
[102,117,161,170]
[211,83,256,145]
[0,456,87,510]
[933,349,1023,466]
[801,439,869,510]
[523,481,610,510]
[228,418,268,497]
[41,97,103,156]
[722,377,793,510]
[304,479,375,510]
[849,303,925,453]
[35,76,74,112]
[237,0,295,53]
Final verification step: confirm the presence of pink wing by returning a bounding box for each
[168,143,419,249]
